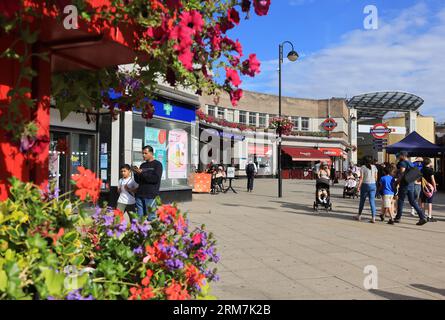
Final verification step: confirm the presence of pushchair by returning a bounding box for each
[313,178,332,212]
[343,176,359,199]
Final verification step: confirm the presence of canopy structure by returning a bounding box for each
[282,147,331,162]
[385,131,444,157]
[348,91,424,119]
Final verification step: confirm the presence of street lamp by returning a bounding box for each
[278,41,299,198]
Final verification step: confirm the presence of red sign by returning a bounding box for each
[322,118,337,131]
[370,123,391,139]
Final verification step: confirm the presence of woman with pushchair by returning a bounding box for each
[314,162,332,211]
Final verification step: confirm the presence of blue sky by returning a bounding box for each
[227,0,445,121]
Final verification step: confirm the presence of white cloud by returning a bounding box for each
[243,3,445,121]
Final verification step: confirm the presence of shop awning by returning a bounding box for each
[249,144,271,156]
[282,147,331,162]
[319,148,343,157]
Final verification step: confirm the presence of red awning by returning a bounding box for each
[249,144,271,156]
[282,147,331,162]
[319,148,343,157]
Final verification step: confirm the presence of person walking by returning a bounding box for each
[379,165,396,225]
[410,157,424,217]
[394,151,427,226]
[132,145,163,221]
[116,164,139,222]
[420,158,437,222]
[246,160,257,192]
[354,156,378,223]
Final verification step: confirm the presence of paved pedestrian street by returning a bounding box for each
[180,179,445,300]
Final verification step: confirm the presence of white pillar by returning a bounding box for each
[111,113,120,187]
[124,111,133,165]
[406,111,417,134]
[350,108,358,164]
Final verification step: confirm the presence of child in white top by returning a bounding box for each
[117,164,139,215]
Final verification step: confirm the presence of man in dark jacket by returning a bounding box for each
[132,145,163,221]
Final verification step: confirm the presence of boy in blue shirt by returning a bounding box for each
[379,166,396,224]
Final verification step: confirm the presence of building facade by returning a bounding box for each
[198,90,353,178]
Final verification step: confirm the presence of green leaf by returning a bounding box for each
[41,268,65,297]
[0,270,7,292]
[70,255,85,266]
[26,234,47,250]
[62,231,78,243]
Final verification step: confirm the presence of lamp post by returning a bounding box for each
[278,41,299,198]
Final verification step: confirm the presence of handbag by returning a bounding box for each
[421,178,434,198]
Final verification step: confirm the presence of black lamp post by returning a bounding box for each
[278,41,299,198]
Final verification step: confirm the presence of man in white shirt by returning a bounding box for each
[117,164,139,217]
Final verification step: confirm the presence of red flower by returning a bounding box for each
[114,209,125,223]
[0,1,20,19]
[227,8,240,25]
[191,233,203,246]
[165,280,190,300]
[185,265,206,288]
[71,167,102,203]
[222,37,243,57]
[254,0,271,16]
[241,0,252,12]
[241,54,261,77]
[50,228,65,245]
[225,68,242,87]
[179,10,204,34]
[229,88,243,107]
[156,204,178,223]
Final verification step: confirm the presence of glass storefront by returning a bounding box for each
[248,143,274,175]
[132,116,196,191]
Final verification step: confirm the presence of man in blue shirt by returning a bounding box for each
[395,151,427,225]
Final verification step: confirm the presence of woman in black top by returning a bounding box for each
[421,158,437,222]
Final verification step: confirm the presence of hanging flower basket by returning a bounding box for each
[269,117,294,136]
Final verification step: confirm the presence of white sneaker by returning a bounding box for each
[410,208,417,217]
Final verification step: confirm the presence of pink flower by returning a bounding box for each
[229,88,243,106]
[179,10,204,34]
[192,233,203,246]
[254,0,271,16]
[225,68,242,87]
[241,54,261,77]
[221,37,243,57]
[227,8,240,25]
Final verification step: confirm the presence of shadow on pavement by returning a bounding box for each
[271,200,355,221]
[221,203,277,211]
[368,289,428,300]
[410,284,445,296]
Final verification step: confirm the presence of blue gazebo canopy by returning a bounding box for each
[385,131,444,156]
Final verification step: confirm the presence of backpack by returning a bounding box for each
[402,162,422,185]
[246,163,255,175]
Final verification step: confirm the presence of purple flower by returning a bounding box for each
[133,246,144,255]
[66,289,94,300]
[165,259,184,270]
[103,215,114,226]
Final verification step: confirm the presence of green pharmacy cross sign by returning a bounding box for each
[163,103,173,116]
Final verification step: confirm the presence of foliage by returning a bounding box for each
[0,167,219,300]
[0,1,270,147]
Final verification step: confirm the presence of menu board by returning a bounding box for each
[168,129,188,179]
[144,127,167,180]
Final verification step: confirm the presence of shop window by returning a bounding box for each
[301,117,310,131]
[207,105,215,117]
[217,108,225,119]
[239,111,247,124]
[259,113,267,127]
[249,112,257,126]
[291,116,300,130]
[132,116,193,191]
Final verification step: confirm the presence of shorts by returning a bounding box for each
[420,192,435,204]
[383,195,393,208]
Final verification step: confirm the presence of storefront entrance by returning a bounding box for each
[49,129,97,194]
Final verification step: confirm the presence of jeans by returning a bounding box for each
[358,183,376,217]
[247,175,254,191]
[396,184,426,220]
[135,197,157,221]
[413,183,421,201]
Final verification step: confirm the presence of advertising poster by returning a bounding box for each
[144,127,167,180]
[49,152,60,189]
[168,129,188,179]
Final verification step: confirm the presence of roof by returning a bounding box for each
[385,131,444,156]
[282,147,331,162]
[347,92,424,119]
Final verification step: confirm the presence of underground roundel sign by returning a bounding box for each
[370,123,392,139]
[322,118,337,131]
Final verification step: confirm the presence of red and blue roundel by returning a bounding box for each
[322,118,337,131]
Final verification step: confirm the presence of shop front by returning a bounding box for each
[281,147,331,179]
[49,108,99,195]
[130,98,198,203]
